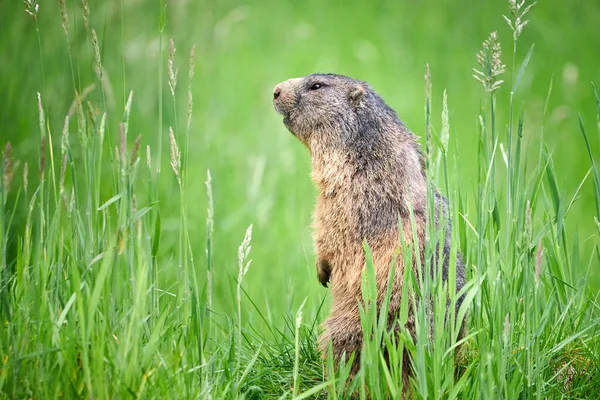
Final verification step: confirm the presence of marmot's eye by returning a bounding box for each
[310,83,322,90]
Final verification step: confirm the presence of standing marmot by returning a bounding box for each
[272,73,465,379]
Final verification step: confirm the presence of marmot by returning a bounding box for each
[273,73,466,380]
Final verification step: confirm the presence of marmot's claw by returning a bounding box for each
[317,260,331,288]
[318,272,330,287]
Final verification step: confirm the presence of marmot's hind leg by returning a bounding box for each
[319,316,363,376]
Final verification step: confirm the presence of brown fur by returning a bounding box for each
[273,74,465,386]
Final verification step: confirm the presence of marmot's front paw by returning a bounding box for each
[317,259,331,287]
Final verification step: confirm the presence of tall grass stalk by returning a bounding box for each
[293,299,307,397]
[24,1,46,104]
[205,170,214,311]
[236,224,253,381]
[155,0,165,198]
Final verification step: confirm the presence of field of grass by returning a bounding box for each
[1,0,600,398]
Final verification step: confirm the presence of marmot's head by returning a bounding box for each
[273,73,399,149]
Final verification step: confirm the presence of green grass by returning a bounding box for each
[1,0,600,398]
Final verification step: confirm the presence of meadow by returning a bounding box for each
[1,0,600,398]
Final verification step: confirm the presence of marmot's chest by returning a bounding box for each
[313,187,400,257]
[313,190,407,295]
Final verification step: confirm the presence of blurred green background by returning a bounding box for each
[1,0,599,322]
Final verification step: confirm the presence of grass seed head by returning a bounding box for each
[86,101,96,127]
[23,162,28,193]
[146,145,151,170]
[295,299,306,328]
[206,170,214,233]
[504,0,536,41]
[91,29,102,83]
[67,84,95,121]
[61,115,70,156]
[99,112,106,140]
[39,135,46,178]
[473,31,506,93]
[73,90,88,148]
[123,90,133,134]
[81,0,90,33]
[169,127,181,183]
[37,92,45,138]
[132,193,137,214]
[119,123,127,162]
[168,39,179,96]
[187,45,197,130]
[188,44,197,82]
[440,90,450,151]
[187,90,193,132]
[237,224,253,282]
[131,134,142,167]
[424,63,431,100]
[24,0,39,19]
[525,200,532,239]
[60,0,69,37]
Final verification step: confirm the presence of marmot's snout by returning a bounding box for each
[272,83,287,117]
[272,78,301,119]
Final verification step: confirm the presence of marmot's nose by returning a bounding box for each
[273,86,281,100]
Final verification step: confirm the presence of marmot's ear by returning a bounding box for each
[349,86,366,106]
